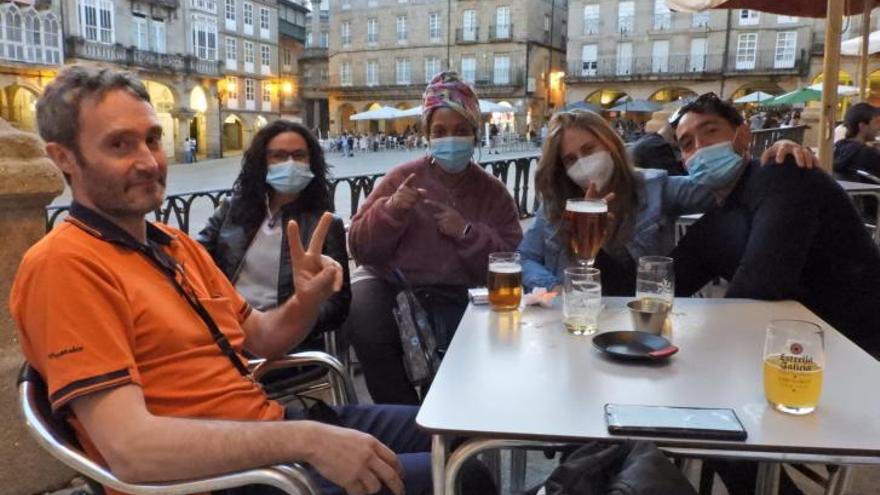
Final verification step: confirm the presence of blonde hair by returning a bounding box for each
[535,110,640,253]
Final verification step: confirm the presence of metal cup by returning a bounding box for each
[627,299,670,335]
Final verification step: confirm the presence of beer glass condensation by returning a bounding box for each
[763,320,825,415]
[487,252,522,311]
[565,199,609,267]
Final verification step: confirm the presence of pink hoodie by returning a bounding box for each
[349,156,523,287]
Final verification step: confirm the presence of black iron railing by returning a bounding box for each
[748,125,808,158]
[45,156,540,233]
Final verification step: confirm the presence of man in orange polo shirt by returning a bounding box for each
[10,64,493,495]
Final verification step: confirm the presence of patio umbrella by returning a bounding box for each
[349,106,403,121]
[609,99,661,113]
[563,101,603,113]
[394,106,422,118]
[666,0,873,18]
[479,99,516,114]
[733,91,776,104]
[765,88,822,106]
[806,83,861,97]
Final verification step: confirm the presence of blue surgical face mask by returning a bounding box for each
[266,160,314,195]
[685,140,744,190]
[430,136,475,173]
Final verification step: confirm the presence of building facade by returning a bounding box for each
[326,0,568,137]
[300,0,328,136]
[565,1,819,109]
[277,0,308,122]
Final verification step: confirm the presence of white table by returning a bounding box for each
[417,298,880,495]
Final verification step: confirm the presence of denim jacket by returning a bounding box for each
[518,169,713,291]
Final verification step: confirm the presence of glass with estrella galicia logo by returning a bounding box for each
[763,320,825,415]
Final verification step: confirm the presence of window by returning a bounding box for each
[150,19,165,53]
[618,1,634,33]
[774,31,797,69]
[616,42,632,75]
[191,15,217,60]
[583,4,599,35]
[396,16,407,42]
[367,18,377,43]
[462,10,476,41]
[243,2,253,34]
[225,0,235,29]
[689,37,706,71]
[3,5,24,60]
[23,8,42,62]
[260,44,271,74]
[493,54,510,84]
[429,12,440,40]
[282,47,291,67]
[495,6,510,39]
[259,7,270,38]
[461,55,476,82]
[425,56,440,83]
[341,21,350,46]
[226,75,239,108]
[225,37,236,69]
[78,0,114,44]
[652,40,669,72]
[739,9,759,26]
[736,32,757,69]
[261,80,271,111]
[43,13,62,64]
[340,62,352,86]
[653,0,671,30]
[320,30,328,47]
[581,44,597,76]
[306,30,312,46]
[133,15,148,50]
[396,58,410,84]
[191,0,216,13]
[692,11,709,28]
[243,40,254,71]
[777,15,798,24]
[245,78,255,110]
[366,59,378,85]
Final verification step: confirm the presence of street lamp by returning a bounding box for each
[216,78,236,158]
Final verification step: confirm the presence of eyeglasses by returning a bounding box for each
[668,92,721,127]
[266,149,309,163]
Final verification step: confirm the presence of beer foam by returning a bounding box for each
[489,262,522,274]
[565,200,607,213]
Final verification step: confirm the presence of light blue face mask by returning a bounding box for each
[430,136,475,173]
[685,140,745,190]
[266,160,314,195]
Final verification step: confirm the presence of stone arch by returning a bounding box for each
[729,82,784,102]
[223,113,245,152]
[338,103,356,133]
[648,87,697,104]
[254,115,268,131]
[186,85,209,159]
[143,81,177,158]
[812,71,854,86]
[6,84,39,132]
[811,71,855,113]
[585,88,629,109]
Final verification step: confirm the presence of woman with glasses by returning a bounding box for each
[197,120,351,353]
[346,71,523,405]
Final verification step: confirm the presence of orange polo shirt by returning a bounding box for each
[10,205,284,491]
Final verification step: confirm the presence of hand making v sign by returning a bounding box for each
[286,212,344,307]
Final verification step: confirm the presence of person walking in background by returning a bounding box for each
[183,137,193,163]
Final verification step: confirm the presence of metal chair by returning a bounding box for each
[18,351,356,495]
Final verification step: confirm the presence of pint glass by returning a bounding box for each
[763,320,825,415]
[563,267,602,335]
[565,199,608,266]
[487,252,522,311]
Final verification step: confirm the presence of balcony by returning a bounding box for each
[466,68,525,88]
[301,47,328,60]
[725,49,810,76]
[143,0,180,8]
[455,27,479,44]
[279,20,307,43]
[66,37,222,76]
[652,13,672,31]
[488,24,513,42]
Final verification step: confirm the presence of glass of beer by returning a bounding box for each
[636,256,674,311]
[563,267,602,335]
[763,320,825,415]
[487,252,522,311]
[565,198,608,266]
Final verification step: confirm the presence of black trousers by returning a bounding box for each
[346,277,467,405]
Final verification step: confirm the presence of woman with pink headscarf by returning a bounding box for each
[346,71,523,404]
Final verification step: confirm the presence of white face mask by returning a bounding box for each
[565,151,614,191]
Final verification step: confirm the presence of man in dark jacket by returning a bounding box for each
[672,94,880,359]
[629,121,686,175]
[833,102,880,182]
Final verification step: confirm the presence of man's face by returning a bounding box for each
[675,111,745,165]
[63,89,167,222]
[864,116,880,141]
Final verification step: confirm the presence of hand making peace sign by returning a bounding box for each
[286,212,344,307]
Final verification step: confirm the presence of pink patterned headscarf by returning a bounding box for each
[422,71,481,133]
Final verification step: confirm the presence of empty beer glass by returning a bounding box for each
[563,267,602,335]
[636,256,674,311]
[487,252,522,311]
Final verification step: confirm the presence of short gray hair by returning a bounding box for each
[37,64,152,150]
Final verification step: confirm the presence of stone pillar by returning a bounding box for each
[801,106,822,150]
[0,120,73,493]
[171,108,196,164]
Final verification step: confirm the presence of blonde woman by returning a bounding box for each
[519,110,712,295]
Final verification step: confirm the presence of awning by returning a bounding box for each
[666,0,876,18]
[609,99,662,113]
[842,31,880,56]
[349,106,402,121]
[733,91,776,104]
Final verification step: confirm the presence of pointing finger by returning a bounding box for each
[287,220,306,261]
[308,212,333,254]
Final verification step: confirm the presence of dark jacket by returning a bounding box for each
[629,133,685,176]
[673,158,880,358]
[833,138,880,181]
[197,196,351,351]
